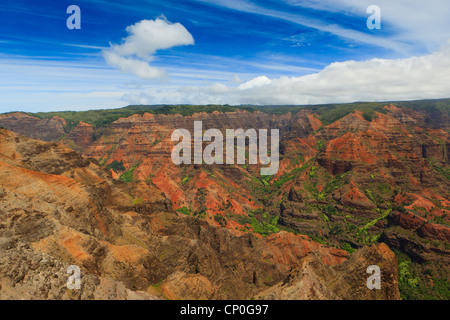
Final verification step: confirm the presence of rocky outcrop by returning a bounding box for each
[0,113,66,142]
[0,238,161,300]
[159,271,216,300]
[2,129,380,300]
[1,102,449,299]
[380,230,450,266]
[337,182,377,210]
[62,122,94,152]
[256,243,400,300]
[388,211,450,242]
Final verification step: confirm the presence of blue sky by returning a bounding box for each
[1,0,450,112]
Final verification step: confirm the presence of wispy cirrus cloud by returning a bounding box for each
[195,0,450,55]
[193,0,412,54]
[282,0,450,52]
[2,0,450,112]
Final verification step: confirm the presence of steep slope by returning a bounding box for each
[270,106,450,299]
[256,243,400,300]
[0,112,66,142]
[1,128,400,300]
[0,101,449,299]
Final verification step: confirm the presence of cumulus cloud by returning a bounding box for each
[238,76,271,90]
[103,51,167,79]
[121,45,450,105]
[102,18,194,79]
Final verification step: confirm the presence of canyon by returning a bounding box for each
[0,100,448,299]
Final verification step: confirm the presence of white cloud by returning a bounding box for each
[198,0,450,55]
[238,76,271,90]
[111,2,450,106]
[102,18,194,79]
[121,92,153,105]
[103,51,167,79]
[230,74,242,83]
[4,45,449,112]
[195,0,410,54]
[282,0,450,53]
[120,45,450,105]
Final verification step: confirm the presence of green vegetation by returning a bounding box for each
[341,242,356,253]
[377,183,391,194]
[395,99,450,129]
[233,210,279,237]
[132,197,143,206]
[17,99,449,139]
[399,259,421,292]
[324,204,338,215]
[395,249,450,300]
[323,172,348,195]
[26,104,256,129]
[257,99,444,130]
[255,101,389,124]
[13,98,448,133]
[152,138,162,146]
[214,214,228,227]
[313,102,388,125]
[433,165,450,180]
[392,205,407,213]
[181,176,191,185]
[98,144,118,166]
[194,188,207,217]
[176,206,192,215]
[11,99,449,300]
[316,140,324,151]
[309,165,317,177]
[274,162,311,188]
[433,214,448,225]
[364,188,384,206]
[304,181,326,202]
[260,174,272,186]
[106,160,125,173]
[358,208,391,236]
[119,161,141,182]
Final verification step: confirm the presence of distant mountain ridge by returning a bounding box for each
[2,98,449,130]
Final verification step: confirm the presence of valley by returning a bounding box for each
[0,99,449,299]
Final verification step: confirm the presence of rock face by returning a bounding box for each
[0,238,161,300]
[0,102,449,299]
[0,113,66,142]
[159,271,216,300]
[1,128,374,300]
[62,121,94,152]
[256,243,400,300]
